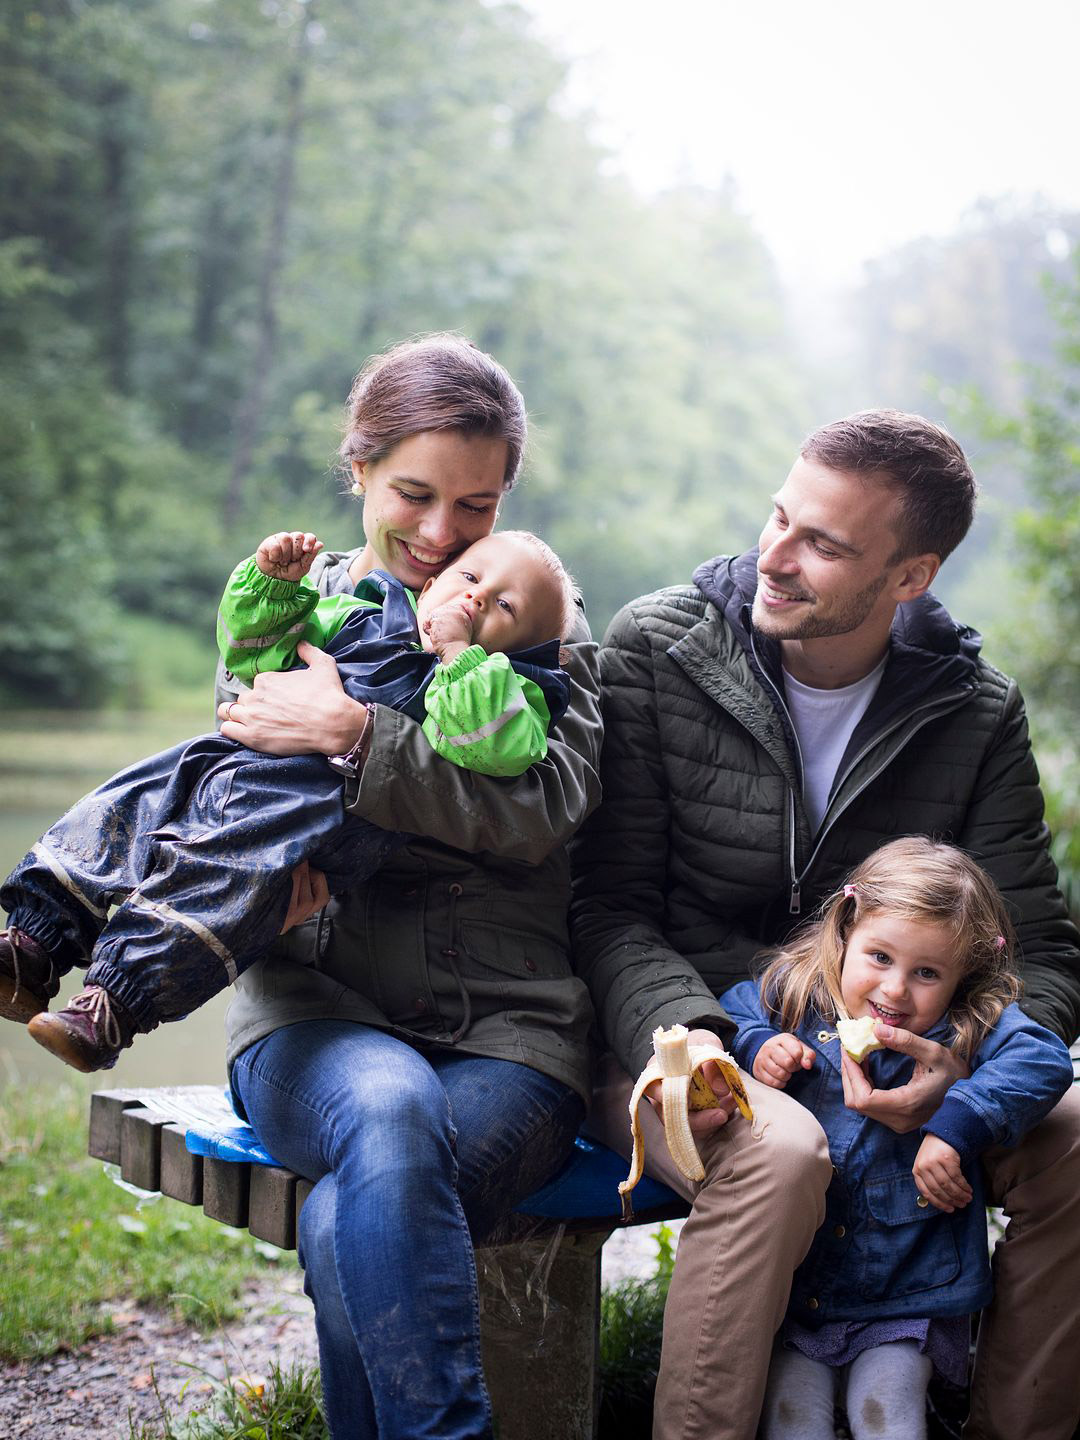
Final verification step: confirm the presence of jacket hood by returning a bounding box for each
[691,549,983,707]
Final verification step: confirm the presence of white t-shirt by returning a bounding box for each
[782,655,887,835]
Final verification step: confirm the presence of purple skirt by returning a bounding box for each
[781,1313,971,1387]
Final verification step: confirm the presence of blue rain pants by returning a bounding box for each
[0,733,402,1030]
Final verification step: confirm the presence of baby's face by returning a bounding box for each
[840,913,963,1036]
[416,535,564,656]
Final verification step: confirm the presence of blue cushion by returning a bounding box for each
[182,1092,684,1221]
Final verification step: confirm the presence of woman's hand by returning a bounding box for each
[219,642,368,757]
[912,1134,973,1212]
[753,1033,816,1089]
[839,1026,970,1133]
[280,861,330,933]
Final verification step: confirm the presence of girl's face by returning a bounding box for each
[840,912,964,1035]
[349,429,508,591]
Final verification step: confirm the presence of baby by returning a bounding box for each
[0,529,573,1072]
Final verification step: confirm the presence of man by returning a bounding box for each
[571,410,1080,1440]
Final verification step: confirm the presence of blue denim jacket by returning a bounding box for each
[721,981,1074,1323]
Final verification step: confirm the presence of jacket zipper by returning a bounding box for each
[788,693,970,911]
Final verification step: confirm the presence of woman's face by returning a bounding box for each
[350,430,508,590]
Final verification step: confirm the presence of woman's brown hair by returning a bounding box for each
[339,334,527,490]
[756,837,1020,1059]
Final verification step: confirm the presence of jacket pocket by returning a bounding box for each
[856,1170,961,1301]
[459,921,571,981]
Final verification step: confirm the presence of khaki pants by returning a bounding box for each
[586,1057,1080,1440]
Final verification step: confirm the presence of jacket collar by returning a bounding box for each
[691,548,982,724]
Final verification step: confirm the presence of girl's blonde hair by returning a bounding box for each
[756,837,1020,1059]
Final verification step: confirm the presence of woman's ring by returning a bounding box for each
[227,701,237,722]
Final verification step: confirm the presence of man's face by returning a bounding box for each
[752,457,910,642]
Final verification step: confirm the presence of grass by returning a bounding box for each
[0,1083,271,1361]
[122,1226,680,1439]
[129,1362,327,1440]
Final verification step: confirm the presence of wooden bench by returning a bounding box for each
[88,1086,688,1440]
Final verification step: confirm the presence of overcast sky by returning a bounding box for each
[521,0,1080,288]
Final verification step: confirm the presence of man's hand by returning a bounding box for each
[256,531,323,582]
[840,1025,970,1133]
[219,642,368,756]
[753,1032,816,1089]
[913,1134,973,1213]
[646,1028,739,1137]
[423,602,475,665]
[280,861,330,933]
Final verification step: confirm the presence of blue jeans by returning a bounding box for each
[1,734,401,1028]
[231,1020,585,1440]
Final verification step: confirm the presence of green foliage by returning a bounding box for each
[597,1224,678,1440]
[979,248,1080,893]
[130,1363,326,1440]
[1,0,809,702]
[0,1084,267,1361]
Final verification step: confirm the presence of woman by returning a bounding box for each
[216,335,601,1439]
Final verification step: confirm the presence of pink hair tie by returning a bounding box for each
[993,935,1006,950]
[843,885,857,899]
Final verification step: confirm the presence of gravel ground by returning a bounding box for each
[0,1227,667,1439]
[0,1269,319,1440]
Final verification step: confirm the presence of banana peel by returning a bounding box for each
[619,1024,753,1220]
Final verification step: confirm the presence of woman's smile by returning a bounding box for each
[348,430,508,591]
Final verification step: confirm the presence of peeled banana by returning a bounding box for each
[619,1024,754,1220]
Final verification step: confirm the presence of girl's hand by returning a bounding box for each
[912,1134,973,1212]
[839,1027,970,1133]
[256,531,323,582]
[280,861,330,933]
[753,1033,816,1089]
[220,643,367,756]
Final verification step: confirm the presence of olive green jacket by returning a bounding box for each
[571,551,1080,1080]
[218,547,602,1103]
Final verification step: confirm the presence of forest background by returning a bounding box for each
[2,0,1078,933]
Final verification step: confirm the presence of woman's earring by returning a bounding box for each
[351,479,364,498]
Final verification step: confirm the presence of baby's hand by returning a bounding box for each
[753,1033,816,1089]
[256,531,323,582]
[423,601,475,659]
[912,1134,973,1213]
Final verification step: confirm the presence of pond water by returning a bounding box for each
[0,709,232,1092]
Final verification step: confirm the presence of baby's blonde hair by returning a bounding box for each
[756,837,1020,1059]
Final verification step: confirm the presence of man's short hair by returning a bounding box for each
[800,409,977,562]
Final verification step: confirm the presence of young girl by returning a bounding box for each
[721,836,1074,1440]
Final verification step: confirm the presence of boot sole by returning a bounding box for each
[0,974,49,1024]
[26,1013,112,1073]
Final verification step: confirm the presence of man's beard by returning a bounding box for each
[752,571,890,640]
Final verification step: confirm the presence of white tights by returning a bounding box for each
[761,1339,934,1440]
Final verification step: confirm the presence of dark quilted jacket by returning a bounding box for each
[571,550,1080,1079]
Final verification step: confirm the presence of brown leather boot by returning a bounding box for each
[27,985,137,1072]
[0,927,58,1022]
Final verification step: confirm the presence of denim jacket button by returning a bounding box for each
[916,1194,929,1208]
[807,1297,819,1310]
[834,1225,846,1238]
[817,1030,831,1043]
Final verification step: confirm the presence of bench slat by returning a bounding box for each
[202,1154,250,1230]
